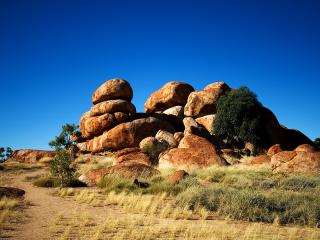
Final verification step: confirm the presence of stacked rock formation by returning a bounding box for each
[78,78,316,175]
[78,79,176,153]
[79,79,136,140]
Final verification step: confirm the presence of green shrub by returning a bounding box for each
[49,150,75,187]
[214,87,263,149]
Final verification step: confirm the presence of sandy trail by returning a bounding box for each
[9,171,113,240]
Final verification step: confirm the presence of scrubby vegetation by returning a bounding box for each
[49,123,80,159]
[95,166,320,226]
[214,87,263,153]
[0,147,13,162]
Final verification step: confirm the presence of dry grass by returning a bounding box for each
[0,197,22,239]
[48,208,320,240]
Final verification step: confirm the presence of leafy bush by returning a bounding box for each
[49,123,80,159]
[214,87,263,150]
[0,147,12,162]
[49,150,75,187]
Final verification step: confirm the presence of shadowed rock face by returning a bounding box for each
[86,117,175,152]
[92,78,133,104]
[8,149,56,163]
[144,81,194,113]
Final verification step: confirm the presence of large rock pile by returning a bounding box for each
[78,79,176,153]
[77,78,316,176]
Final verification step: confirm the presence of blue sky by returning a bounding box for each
[0,0,319,150]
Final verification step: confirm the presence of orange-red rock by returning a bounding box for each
[271,151,320,173]
[90,99,136,116]
[294,144,316,152]
[114,148,152,166]
[80,162,160,186]
[8,149,56,163]
[167,170,189,184]
[86,117,174,152]
[144,82,194,113]
[204,82,231,92]
[92,79,133,104]
[159,133,227,168]
[80,112,117,138]
[184,82,230,117]
[267,144,282,157]
[246,155,271,165]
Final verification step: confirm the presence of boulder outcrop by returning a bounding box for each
[271,151,320,174]
[159,133,227,168]
[184,82,230,117]
[144,82,194,113]
[92,78,133,104]
[85,117,174,152]
[79,162,160,186]
[8,149,56,163]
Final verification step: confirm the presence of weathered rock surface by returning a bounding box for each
[79,163,160,186]
[267,144,282,157]
[204,82,231,92]
[271,151,320,173]
[86,117,174,152]
[90,100,136,116]
[159,133,227,168]
[163,106,184,120]
[155,130,177,148]
[174,132,184,143]
[80,112,117,138]
[246,155,271,165]
[139,137,169,163]
[167,170,189,184]
[195,114,216,134]
[184,82,230,117]
[144,82,194,113]
[92,78,133,104]
[8,149,56,163]
[114,148,152,166]
[294,144,316,152]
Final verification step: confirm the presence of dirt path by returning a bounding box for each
[9,171,113,240]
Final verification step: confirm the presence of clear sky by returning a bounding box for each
[0,0,319,150]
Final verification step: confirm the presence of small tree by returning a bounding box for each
[314,138,320,150]
[0,147,13,161]
[49,150,75,187]
[49,123,80,159]
[214,87,263,151]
